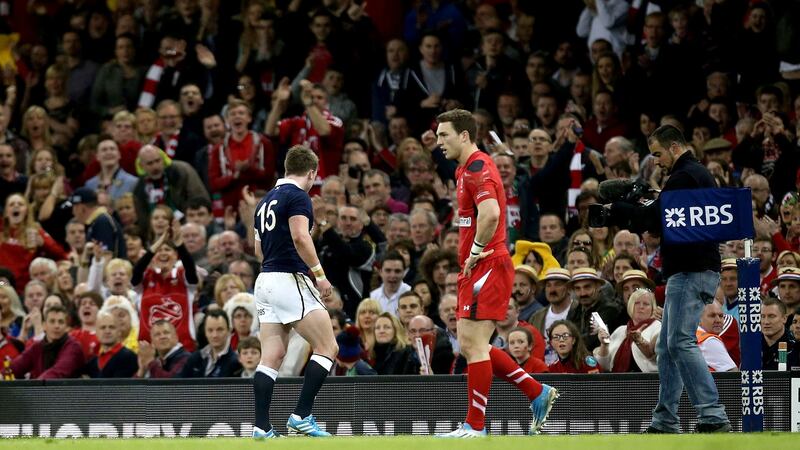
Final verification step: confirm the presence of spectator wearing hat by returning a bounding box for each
[617,269,657,311]
[333,324,377,376]
[567,267,624,351]
[718,258,739,319]
[135,320,190,378]
[777,249,800,270]
[529,268,577,365]
[594,289,660,373]
[773,266,800,328]
[513,264,543,322]
[70,186,126,259]
[511,240,561,278]
[223,292,258,352]
[702,138,733,174]
[696,302,738,372]
[85,310,138,378]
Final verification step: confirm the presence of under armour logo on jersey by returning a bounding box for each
[463,305,470,311]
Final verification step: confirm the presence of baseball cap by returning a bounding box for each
[69,187,98,205]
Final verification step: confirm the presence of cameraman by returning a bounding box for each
[607,125,730,433]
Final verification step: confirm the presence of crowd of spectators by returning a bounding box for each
[1,0,800,380]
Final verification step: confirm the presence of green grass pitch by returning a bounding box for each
[0,434,793,450]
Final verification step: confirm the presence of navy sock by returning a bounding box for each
[254,365,278,431]
[293,355,333,418]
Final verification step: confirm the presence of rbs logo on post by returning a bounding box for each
[664,205,734,228]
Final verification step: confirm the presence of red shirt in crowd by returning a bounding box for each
[520,355,550,374]
[548,355,603,374]
[138,266,197,352]
[278,111,344,180]
[208,131,276,208]
[0,225,68,294]
[69,328,99,360]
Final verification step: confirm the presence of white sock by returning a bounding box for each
[256,364,278,380]
[310,354,334,371]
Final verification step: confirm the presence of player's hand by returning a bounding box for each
[421,130,437,151]
[462,249,494,277]
[317,278,332,299]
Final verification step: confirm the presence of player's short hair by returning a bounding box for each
[284,145,319,176]
[436,109,477,143]
[762,296,787,316]
[648,124,687,149]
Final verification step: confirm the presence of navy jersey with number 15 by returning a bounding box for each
[253,179,314,273]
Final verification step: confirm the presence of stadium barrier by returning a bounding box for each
[0,372,792,437]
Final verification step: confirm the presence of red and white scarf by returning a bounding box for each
[568,140,586,216]
[216,131,266,176]
[138,58,165,108]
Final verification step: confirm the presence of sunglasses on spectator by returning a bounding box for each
[572,240,592,247]
[551,333,572,342]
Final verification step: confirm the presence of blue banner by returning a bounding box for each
[737,258,763,432]
[660,188,754,244]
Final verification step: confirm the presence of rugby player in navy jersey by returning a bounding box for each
[251,145,338,438]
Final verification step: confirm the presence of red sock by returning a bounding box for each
[465,360,492,431]
[489,346,543,400]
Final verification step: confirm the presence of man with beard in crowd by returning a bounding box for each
[0,144,26,206]
[567,268,623,351]
[513,264,543,322]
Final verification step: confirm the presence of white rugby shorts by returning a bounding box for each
[254,272,325,324]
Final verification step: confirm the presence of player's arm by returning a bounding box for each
[289,215,332,297]
[463,197,500,276]
[474,198,500,248]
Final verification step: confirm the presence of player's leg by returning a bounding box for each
[253,322,291,438]
[288,308,339,436]
[482,258,558,434]
[440,317,495,437]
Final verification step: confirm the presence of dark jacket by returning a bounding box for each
[610,151,719,278]
[179,346,242,378]
[133,160,210,226]
[568,295,624,351]
[147,345,191,378]
[372,343,413,375]
[405,328,455,375]
[762,331,799,370]
[317,228,376,318]
[85,345,138,378]
[86,207,127,259]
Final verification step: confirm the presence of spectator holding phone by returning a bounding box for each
[594,289,660,372]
